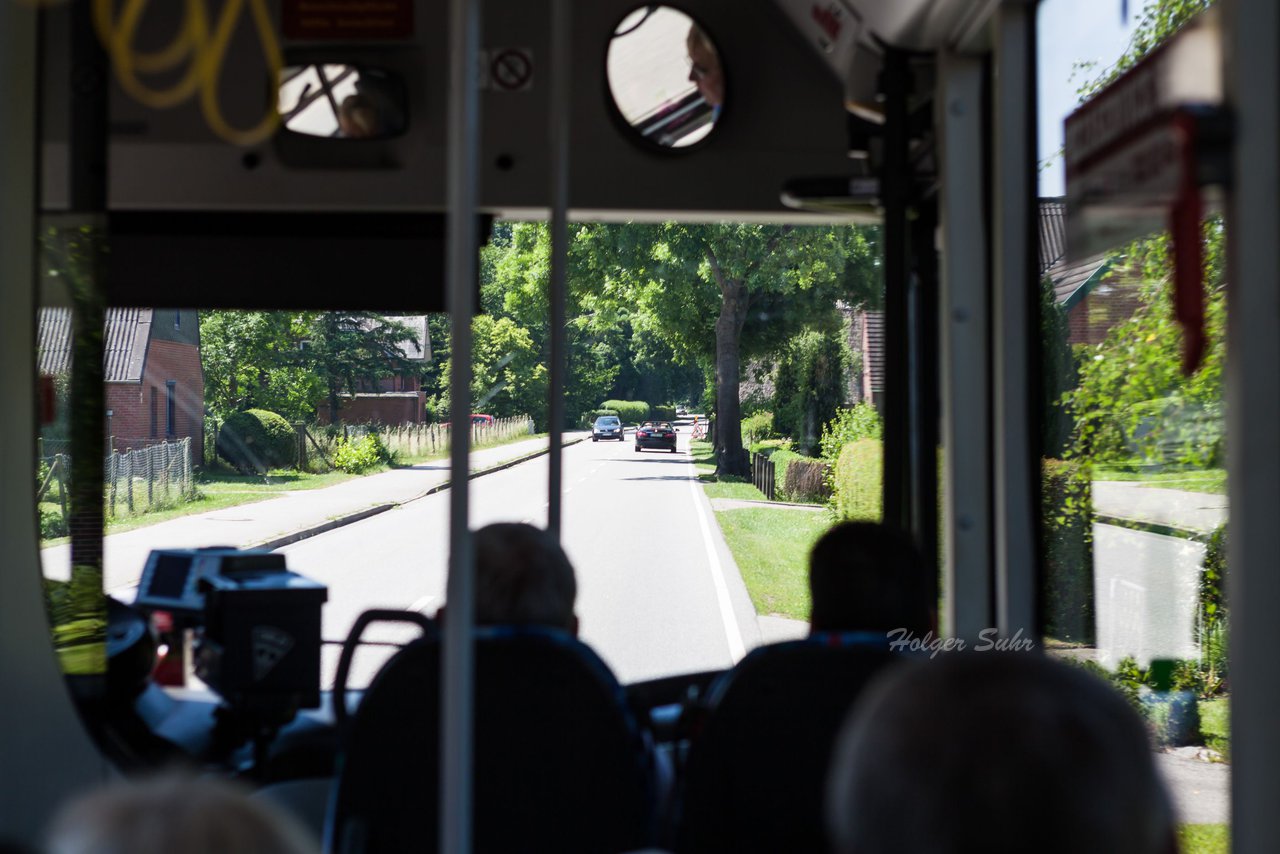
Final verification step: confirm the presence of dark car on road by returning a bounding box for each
[593,415,624,441]
[634,421,677,453]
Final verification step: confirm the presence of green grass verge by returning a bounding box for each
[1178,824,1228,854]
[1199,696,1230,757]
[1093,467,1227,494]
[714,506,832,621]
[39,431,556,545]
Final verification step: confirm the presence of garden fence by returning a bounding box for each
[39,436,196,522]
[751,451,777,501]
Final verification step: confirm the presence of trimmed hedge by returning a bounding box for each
[834,439,883,521]
[601,399,650,424]
[651,405,677,421]
[217,409,296,472]
[1041,459,1094,644]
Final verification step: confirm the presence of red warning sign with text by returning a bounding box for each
[282,0,414,41]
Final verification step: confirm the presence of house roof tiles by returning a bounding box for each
[38,307,153,382]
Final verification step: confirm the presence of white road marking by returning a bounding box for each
[410,594,436,614]
[688,465,746,662]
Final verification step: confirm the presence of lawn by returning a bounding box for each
[691,438,768,501]
[1093,467,1227,495]
[39,431,557,545]
[1179,824,1228,854]
[1199,696,1230,758]
[714,506,832,621]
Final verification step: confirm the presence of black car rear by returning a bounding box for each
[634,422,677,453]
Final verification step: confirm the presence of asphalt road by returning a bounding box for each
[279,429,761,689]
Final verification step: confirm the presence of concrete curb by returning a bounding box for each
[248,436,587,551]
[1094,514,1211,541]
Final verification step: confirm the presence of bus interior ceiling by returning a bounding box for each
[3,0,1279,850]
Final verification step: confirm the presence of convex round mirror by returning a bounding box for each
[606,6,724,148]
[278,65,406,139]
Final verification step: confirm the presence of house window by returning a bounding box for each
[150,387,157,438]
[166,381,177,436]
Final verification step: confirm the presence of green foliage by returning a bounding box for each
[1062,228,1226,467]
[602,399,650,424]
[651,405,677,421]
[332,434,391,474]
[1041,277,1078,457]
[741,411,775,445]
[217,409,296,473]
[819,402,882,462]
[40,504,68,539]
[772,328,849,455]
[436,314,548,428]
[1041,459,1095,643]
[833,439,883,521]
[1075,0,1216,103]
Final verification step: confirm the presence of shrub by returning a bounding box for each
[834,439,882,521]
[40,504,68,539]
[601,400,650,424]
[819,402,882,462]
[741,411,774,446]
[651,405,677,421]
[1042,459,1094,644]
[216,409,296,473]
[332,434,390,473]
[783,458,831,503]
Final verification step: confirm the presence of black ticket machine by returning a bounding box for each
[136,548,327,729]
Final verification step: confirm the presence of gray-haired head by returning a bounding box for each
[474,522,577,633]
[826,651,1176,854]
[46,774,318,854]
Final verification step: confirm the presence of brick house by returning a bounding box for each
[38,308,204,453]
[316,315,432,425]
[1039,198,1144,344]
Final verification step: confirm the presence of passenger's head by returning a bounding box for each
[46,774,318,854]
[686,23,724,108]
[826,652,1177,854]
[807,522,932,635]
[474,522,578,633]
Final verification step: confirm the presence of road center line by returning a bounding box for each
[688,465,746,662]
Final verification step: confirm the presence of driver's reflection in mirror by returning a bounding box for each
[686,24,724,117]
[338,94,379,139]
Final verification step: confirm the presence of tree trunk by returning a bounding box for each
[713,277,750,476]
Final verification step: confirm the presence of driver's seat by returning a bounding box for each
[327,622,655,854]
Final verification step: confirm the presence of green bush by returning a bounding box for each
[1042,459,1094,644]
[601,400,650,424]
[332,434,390,473]
[834,439,882,521]
[581,408,619,428]
[216,409,297,473]
[651,405,677,421]
[741,411,775,446]
[39,504,67,539]
[819,402,882,462]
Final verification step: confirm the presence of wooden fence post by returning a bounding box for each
[107,449,117,516]
[294,421,307,470]
[55,455,68,522]
[145,445,153,506]
[125,450,134,512]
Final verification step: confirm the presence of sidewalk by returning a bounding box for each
[1092,481,1227,535]
[41,432,587,593]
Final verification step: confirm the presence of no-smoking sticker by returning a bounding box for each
[487,48,533,92]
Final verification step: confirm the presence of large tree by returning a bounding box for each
[578,223,879,475]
